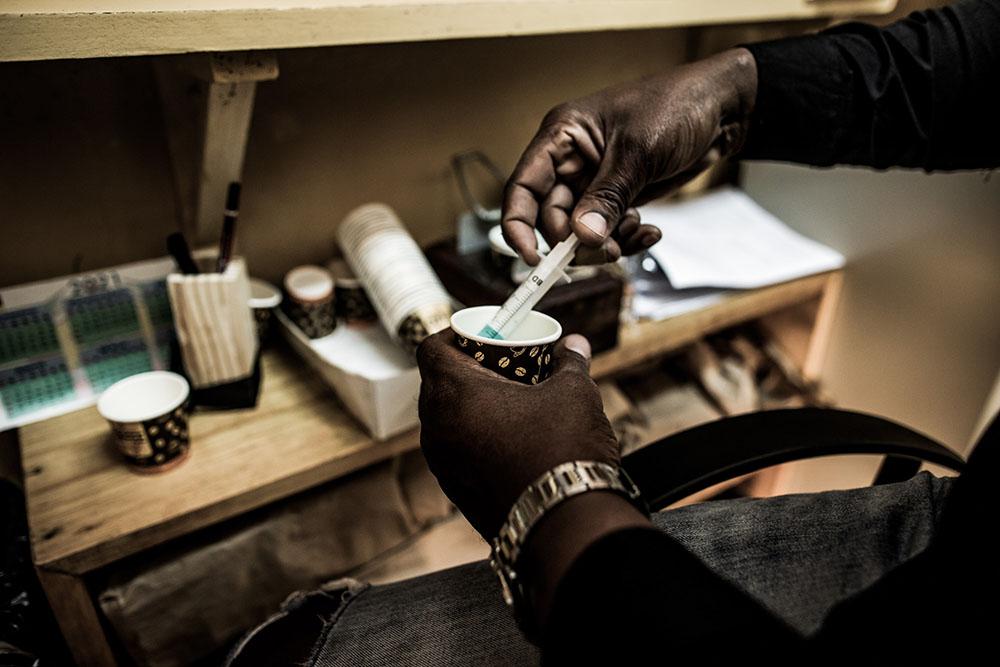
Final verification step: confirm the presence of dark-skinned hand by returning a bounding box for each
[502,47,758,266]
[416,330,618,539]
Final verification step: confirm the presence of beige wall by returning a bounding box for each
[0,29,688,287]
[744,164,1000,486]
[0,57,179,285]
[715,0,998,492]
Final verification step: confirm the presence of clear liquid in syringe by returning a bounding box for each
[478,234,580,340]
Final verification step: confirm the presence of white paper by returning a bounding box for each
[275,310,419,440]
[631,288,726,322]
[642,187,845,290]
[308,322,414,381]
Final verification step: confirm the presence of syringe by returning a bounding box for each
[478,233,581,339]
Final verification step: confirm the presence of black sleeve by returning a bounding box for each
[812,415,996,656]
[541,527,806,663]
[741,0,1000,170]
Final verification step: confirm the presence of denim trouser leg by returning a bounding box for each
[227,472,953,667]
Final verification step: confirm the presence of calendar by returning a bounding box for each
[0,256,177,430]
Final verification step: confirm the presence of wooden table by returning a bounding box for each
[21,349,420,666]
[19,270,839,666]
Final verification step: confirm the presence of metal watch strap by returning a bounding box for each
[489,460,647,620]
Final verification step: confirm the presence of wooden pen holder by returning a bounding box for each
[166,257,259,407]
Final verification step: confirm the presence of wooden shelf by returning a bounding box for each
[2,1,896,62]
[22,347,419,574]
[592,271,834,378]
[20,270,837,577]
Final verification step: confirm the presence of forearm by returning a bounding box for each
[518,491,652,631]
[741,0,1000,170]
[538,522,806,662]
[517,490,805,660]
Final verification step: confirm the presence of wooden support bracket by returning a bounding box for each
[36,567,116,667]
[155,51,278,245]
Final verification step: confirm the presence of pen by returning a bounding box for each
[216,182,241,273]
[167,232,200,275]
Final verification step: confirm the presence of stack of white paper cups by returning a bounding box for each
[337,203,453,352]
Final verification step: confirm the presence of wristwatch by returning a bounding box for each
[489,460,647,633]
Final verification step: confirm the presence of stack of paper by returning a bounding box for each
[631,187,844,321]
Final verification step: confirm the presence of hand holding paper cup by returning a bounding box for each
[98,371,191,473]
[450,305,561,385]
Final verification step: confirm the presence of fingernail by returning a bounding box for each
[563,334,592,360]
[643,229,662,246]
[578,212,608,239]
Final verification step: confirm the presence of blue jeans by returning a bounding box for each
[227,472,952,666]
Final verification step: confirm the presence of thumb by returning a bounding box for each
[551,334,592,378]
[570,157,638,247]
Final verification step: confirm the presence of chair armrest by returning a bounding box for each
[621,408,965,512]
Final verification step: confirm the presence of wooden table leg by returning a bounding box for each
[35,567,117,667]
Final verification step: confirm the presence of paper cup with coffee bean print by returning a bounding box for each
[283,265,337,339]
[98,371,191,473]
[450,306,561,385]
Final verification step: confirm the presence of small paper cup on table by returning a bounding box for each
[249,278,282,343]
[450,306,562,385]
[97,371,191,473]
[328,258,377,324]
[283,265,336,339]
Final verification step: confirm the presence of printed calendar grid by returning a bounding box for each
[1,271,177,430]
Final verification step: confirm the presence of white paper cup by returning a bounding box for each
[249,278,282,309]
[328,259,377,323]
[283,265,336,339]
[97,372,191,473]
[450,306,562,384]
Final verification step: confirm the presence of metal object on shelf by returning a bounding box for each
[452,150,505,255]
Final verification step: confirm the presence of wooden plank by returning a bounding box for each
[591,272,834,379]
[155,52,278,244]
[1,1,897,62]
[802,270,843,381]
[22,347,419,573]
[193,79,257,244]
[36,568,117,667]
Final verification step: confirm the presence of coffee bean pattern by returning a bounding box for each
[283,297,336,339]
[454,334,554,385]
[335,284,377,323]
[253,307,274,342]
[111,401,191,472]
[397,306,452,355]
[398,314,431,355]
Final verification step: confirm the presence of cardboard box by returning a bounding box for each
[275,310,419,440]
